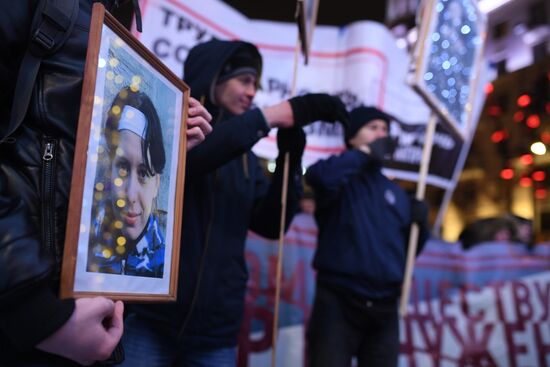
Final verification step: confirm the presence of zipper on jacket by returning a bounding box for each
[42,138,60,280]
[43,142,54,161]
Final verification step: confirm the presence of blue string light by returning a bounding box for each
[424,0,482,128]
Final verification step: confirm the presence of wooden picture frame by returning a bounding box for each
[408,0,487,140]
[60,3,188,301]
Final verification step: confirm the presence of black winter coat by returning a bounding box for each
[306,149,430,300]
[0,1,118,363]
[132,40,303,350]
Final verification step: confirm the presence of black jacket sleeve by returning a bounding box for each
[0,181,75,352]
[186,108,270,178]
[186,107,302,239]
[305,149,376,208]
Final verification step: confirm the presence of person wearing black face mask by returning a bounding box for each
[305,106,429,367]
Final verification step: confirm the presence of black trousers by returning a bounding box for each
[306,282,399,367]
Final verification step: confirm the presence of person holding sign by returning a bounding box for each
[121,39,348,367]
[305,106,429,367]
[88,87,167,278]
[0,1,212,365]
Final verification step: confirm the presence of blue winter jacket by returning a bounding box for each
[306,149,429,299]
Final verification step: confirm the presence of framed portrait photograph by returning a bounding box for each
[60,3,188,301]
[408,0,487,140]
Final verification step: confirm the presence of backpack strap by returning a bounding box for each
[3,0,79,140]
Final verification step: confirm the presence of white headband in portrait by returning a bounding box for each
[118,105,148,139]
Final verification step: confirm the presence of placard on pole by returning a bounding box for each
[400,0,487,316]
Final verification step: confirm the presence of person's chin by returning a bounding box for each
[230,108,246,115]
[124,228,141,241]
[121,221,142,240]
[233,103,249,115]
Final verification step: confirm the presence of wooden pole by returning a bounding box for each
[271,151,290,367]
[306,0,320,58]
[399,112,438,316]
[271,35,301,367]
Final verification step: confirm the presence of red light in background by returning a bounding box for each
[532,171,546,181]
[485,83,494,94]
[517,94,531,107]
[520,154,533,165]
[500,168,514,180]
[519,177,532,187]
[491,130,507,143]
[546,102,550,114]
[526,115,540,128]
[535,189,547,199]
[513,111,524,122]
[488,105,502,117]
[542,132,550,144]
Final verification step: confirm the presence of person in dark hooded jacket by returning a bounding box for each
[305,106,429,367]
[120,39,348,366]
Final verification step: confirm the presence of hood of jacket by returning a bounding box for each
[183,39,262,120]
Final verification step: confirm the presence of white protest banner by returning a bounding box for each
[135,0,485,191]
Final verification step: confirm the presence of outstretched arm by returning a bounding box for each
[186,101,294,178]
[186,93,348,179]
[186,108,271,177]
[262,94,348,130]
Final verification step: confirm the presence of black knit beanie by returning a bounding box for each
[216,44,262,85]
[345,106,392,143]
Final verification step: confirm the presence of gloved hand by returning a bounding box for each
[410,198,429,226]
[277,127,306,168]
[288,93,349,129]
[367,136,396,162]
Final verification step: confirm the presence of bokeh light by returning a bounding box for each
[517,94,531,107]
[531,142,547,155]
[500,168,514,180]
